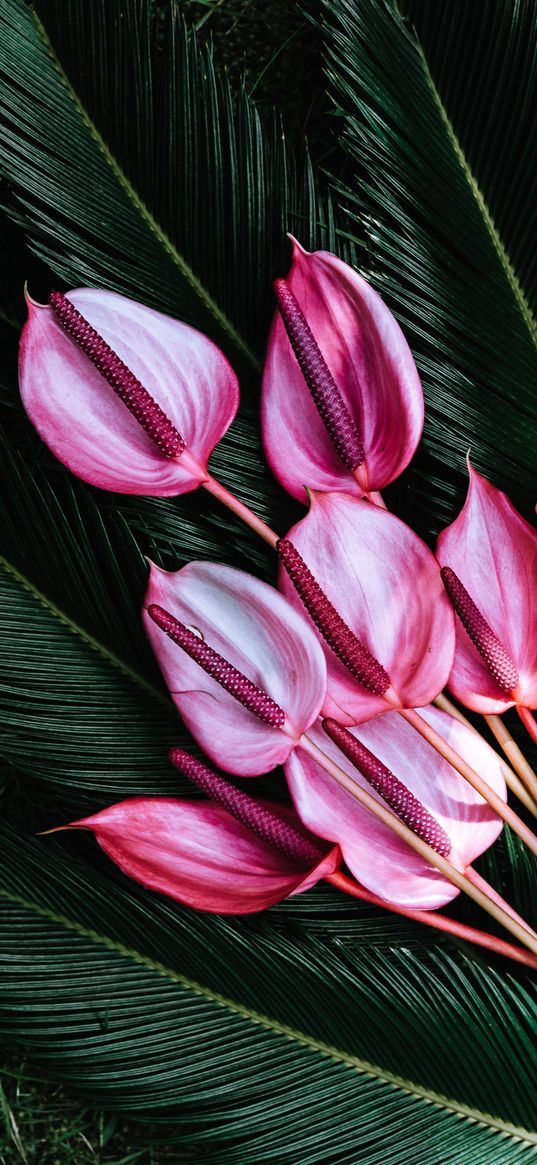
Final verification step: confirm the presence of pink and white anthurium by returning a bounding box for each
[261,239,424,502]
[19,288,239,496]
[143,560,327,775]
[437,464,537,715]
[55,767,339,914]
[285,706,506,909]
[278,491,455,724]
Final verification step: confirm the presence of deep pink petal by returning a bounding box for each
[279,492,454,722]
[261,240,424,501]
[66,797,338,913]
[285,707,505,909]
[143,561,327,775]
[20,289,239,496]
[437,465,537,712]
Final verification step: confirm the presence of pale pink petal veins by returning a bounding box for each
[437,464,537,712]
[279,492,454,723]
[143,561,327,775]
[285,708,505,909]
[20,289,239,496]
[261,240,424,501]
[66,798,339,914]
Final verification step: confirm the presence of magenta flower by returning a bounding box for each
[285,706,505,909]
[143,560,327,775]
[437,464,537,716]
[261,240,424,501]
[278,491,454,724]
[19,289,239,495]
[57,750,338,914]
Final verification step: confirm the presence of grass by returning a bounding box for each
[0,1051,198,1164]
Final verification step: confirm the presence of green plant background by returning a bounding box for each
[1,1,536,1161]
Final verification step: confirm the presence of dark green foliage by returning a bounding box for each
[2,827,537,1163]
[321,0,537,533]
[1,0,537,1159]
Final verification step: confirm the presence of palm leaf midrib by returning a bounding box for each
[417,42,537,345]
[3,884,536,1144]
[0,553,168,708]
[31,7,260,373]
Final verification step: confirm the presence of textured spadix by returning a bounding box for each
[20,288,239,495]
[437,464,537,713]
[441,567,519,695]
[169,748,326,867]
[144,560,327,775]
[61,795,338,914]
[262,239,424,500]
[279,491,454,724]
[322,719,452,857]
[286,707,505,909]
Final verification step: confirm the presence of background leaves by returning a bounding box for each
[1,0,537,1160]
[321,0,537,533]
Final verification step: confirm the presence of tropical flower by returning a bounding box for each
[277,490,455,724]
[285,706,505,909]
[54,749,339,914]
[437,464,537,719]
[143,556,507,910]
[143,560,327,775]
[19,288,239,495]
[261,239,424,501]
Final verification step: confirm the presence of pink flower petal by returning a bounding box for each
[279,492,454,723]
[66,797,339,913]
[285,707,505,909]
[261,240,423,501]
[19,289,239,496]
[143,561,327,775]
[437,464,537,712]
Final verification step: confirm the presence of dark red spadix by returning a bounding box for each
[49,291,186,458]
[440,567,519,695]
[322,718,452,857]
[148,603,286,728]
[273,278,364,471]
[169,748,325,867]
[277,537,390,696]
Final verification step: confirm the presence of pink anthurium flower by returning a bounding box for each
[19,288,239,495]
[54,750,339,914]
[285,706,506,909]
[143,560,327,775]
[437,464,537,716]
[278,491,455,724]
[261,239,424,501]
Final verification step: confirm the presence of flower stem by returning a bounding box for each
[485,712,537,807]
[199,474,537,820]
[517,705,537,749]
[364,489,387,508]
[202,475,279,548]
[435,693,537,817]
[400,707,537,859]
[327,869,537,970]
[298,732,537,955]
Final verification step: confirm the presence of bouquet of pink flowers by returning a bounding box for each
[1,3,536,1160]
[22,241,537,968]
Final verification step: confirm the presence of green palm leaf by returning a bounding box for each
[1,826,537,1163]
[320,0,537,532]
[1,1,537,1156]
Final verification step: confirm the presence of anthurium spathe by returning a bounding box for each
[57,769,338,914]
[278,491,455,724]
[261,239,424,502]
[143,560,327,775]
[437,464,537,715]
[285,706,506,909]
[19,288,239,495]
